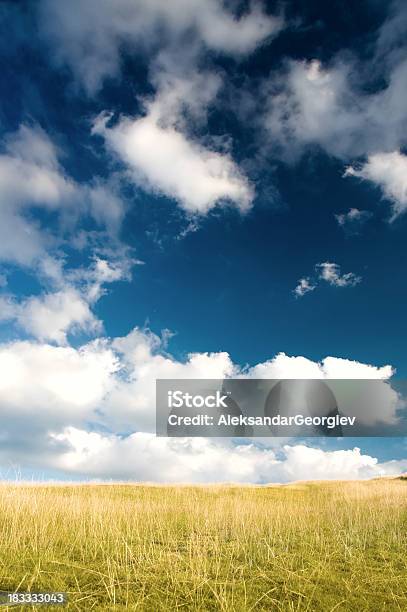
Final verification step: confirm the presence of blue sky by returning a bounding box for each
[0,0,407,482]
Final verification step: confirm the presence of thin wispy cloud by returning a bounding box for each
[294,262,361,297]
[293,277,316,297]
[335,208,372,234]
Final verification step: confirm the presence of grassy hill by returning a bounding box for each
[0,479,406,610]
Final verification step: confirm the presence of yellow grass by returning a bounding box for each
[0,479,407,610]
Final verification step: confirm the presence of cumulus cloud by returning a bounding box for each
[93,109,253,215]
[273,445,407,483]
[92,52,254,215]
[8,290,101,345]
[246,352,393,380]
[0,340,118,418]
[247,355,398,428]
[47,430,407,483]
[0,339,119,465]
[39,0,282,94]
[0,330,236,468]
[345,151,407,219]
[0,326,402,480]
[105,328,236,432]
[0,332,400,483]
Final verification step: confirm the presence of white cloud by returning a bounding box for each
[92,58,254,216]
[317,262,361,287]
[0,288,100,345]
[246,352,393,380]
[0,326,402,480]
[48,430,407,483]
[335,208,372,234]
[0,330,237,467]
[0,340,118,414]
[293,262,361,297]
[0,125,132,345]
[272,445,407,483]
[0,256,134,345]
[345,151,407,219]
[70,256,135,304]
[14,289,101,345]
[319,356,392,379]
[265,59,361,160]
[0,125,75,266]
[105,328,236,432]
[0,124,125,267]
[246,354,398,428]
[0,125,76,211]
[194,2,282,56]
[94,110,253,215]
[50,431,279,482]
[293,277,316,297]
[40,1,276,216]
[264,51,407,161]
[39,0,282,94]
[39,0,270,216]
[0,340,119,463]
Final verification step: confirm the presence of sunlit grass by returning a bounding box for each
[0,479,406,610]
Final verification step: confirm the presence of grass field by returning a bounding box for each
[0,479,406,611]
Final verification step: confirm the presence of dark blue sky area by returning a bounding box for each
[0,0,406,372]
[97,153,407,373]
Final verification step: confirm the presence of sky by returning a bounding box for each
[1,0,407,483]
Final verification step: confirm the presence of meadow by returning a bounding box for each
[0,479,406,610]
